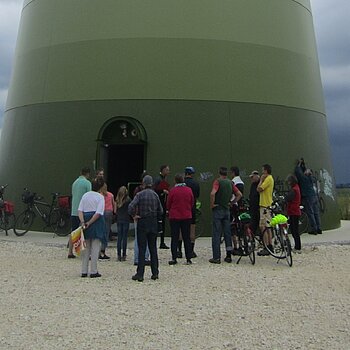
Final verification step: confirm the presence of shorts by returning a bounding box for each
[259,207,272,227]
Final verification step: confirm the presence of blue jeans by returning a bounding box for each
[303,196,321,231]
[212,207,233,260]
[117,222,129,257]
[134,226,150,264]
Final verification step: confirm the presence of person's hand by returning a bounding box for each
[133,215,141,222]
[260,174,268,181]
[163,189,169,195]
[211,204,218,209]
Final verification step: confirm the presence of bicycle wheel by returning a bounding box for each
[4,213,16,235]
[284,237,293,267]
[298,212,309,234]
[53,209,71,236]
[245,231,256,265]
[262,226,286,259]
[14,210,34,236]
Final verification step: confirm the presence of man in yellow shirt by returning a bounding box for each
[257,164,274,256]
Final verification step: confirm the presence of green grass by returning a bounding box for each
[336,188,350,220]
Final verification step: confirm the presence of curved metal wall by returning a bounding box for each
[0,0,339,230]
[8,0,323,111]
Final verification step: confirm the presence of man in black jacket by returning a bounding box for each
[248,170,260,237]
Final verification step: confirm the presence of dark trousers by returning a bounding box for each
[249,208,260,237]
[170,219,192,260]
[71,215,80,231]
[136,217,159,278]
[289,215,301,250]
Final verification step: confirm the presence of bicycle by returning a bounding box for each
[14,189,70,236]
[232,212,255,265]
[261,206,293,267]
[274,192,309,234]
[0,184,16,236]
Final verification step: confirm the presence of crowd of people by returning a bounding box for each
[68,159,322,280]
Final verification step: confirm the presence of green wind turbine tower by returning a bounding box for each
[0,0,339,231]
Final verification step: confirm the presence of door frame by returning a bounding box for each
[95,116,147,176]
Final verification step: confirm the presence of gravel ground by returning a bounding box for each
[0,241,349,350]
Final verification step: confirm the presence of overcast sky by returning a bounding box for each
[0,0,349,183]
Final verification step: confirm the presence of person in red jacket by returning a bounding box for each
[167,173,194,265]
[285,174,302,253]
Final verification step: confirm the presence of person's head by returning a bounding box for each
[101,182,108,195]
[95,168,104,179]
[304,168,312,176]
[249,170,260,183]
[143,175,153,188]
[219,166,228,177]
[184,166,195,177]
[286,174,298,187]
[174,173,184,184]
[81,167,91,178]
[92,177,105,192]
[262,164,272,175]
[230,166,240,177]
[160,165,170,176]
[117,186,128,198]
[140,170,148,181]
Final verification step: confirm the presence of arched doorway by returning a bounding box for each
[96,117,147,195]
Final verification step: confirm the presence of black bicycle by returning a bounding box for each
[14,189,71,236]
[232,212,256,265]
[0,184,16,236]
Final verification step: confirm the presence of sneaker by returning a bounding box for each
[159,243,170,249]
[293,248,302,254]
[317,229,323,235]
[308,231,318,235]
[132,274,144,282]
[177,251,183,258]
[209,258,221,264]
[151,275,159,280]
[191,251,197,258]
[185,259,192,265]
[168,260,177,265]
[68,254,76,259]
[121,256,126,261]
[90,272,102,278]
[117,256,122,262]
[99,255,110,260]
[81,273,88,278]
[224,255,232,263]
[232,248,243,256]
[257,248,270,256]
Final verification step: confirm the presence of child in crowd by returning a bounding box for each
[115,186,131,261]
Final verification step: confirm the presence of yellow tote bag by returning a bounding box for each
[70,226,86,256]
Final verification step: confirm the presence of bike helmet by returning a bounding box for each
[185,166,195,175]
[239,212,251,223]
